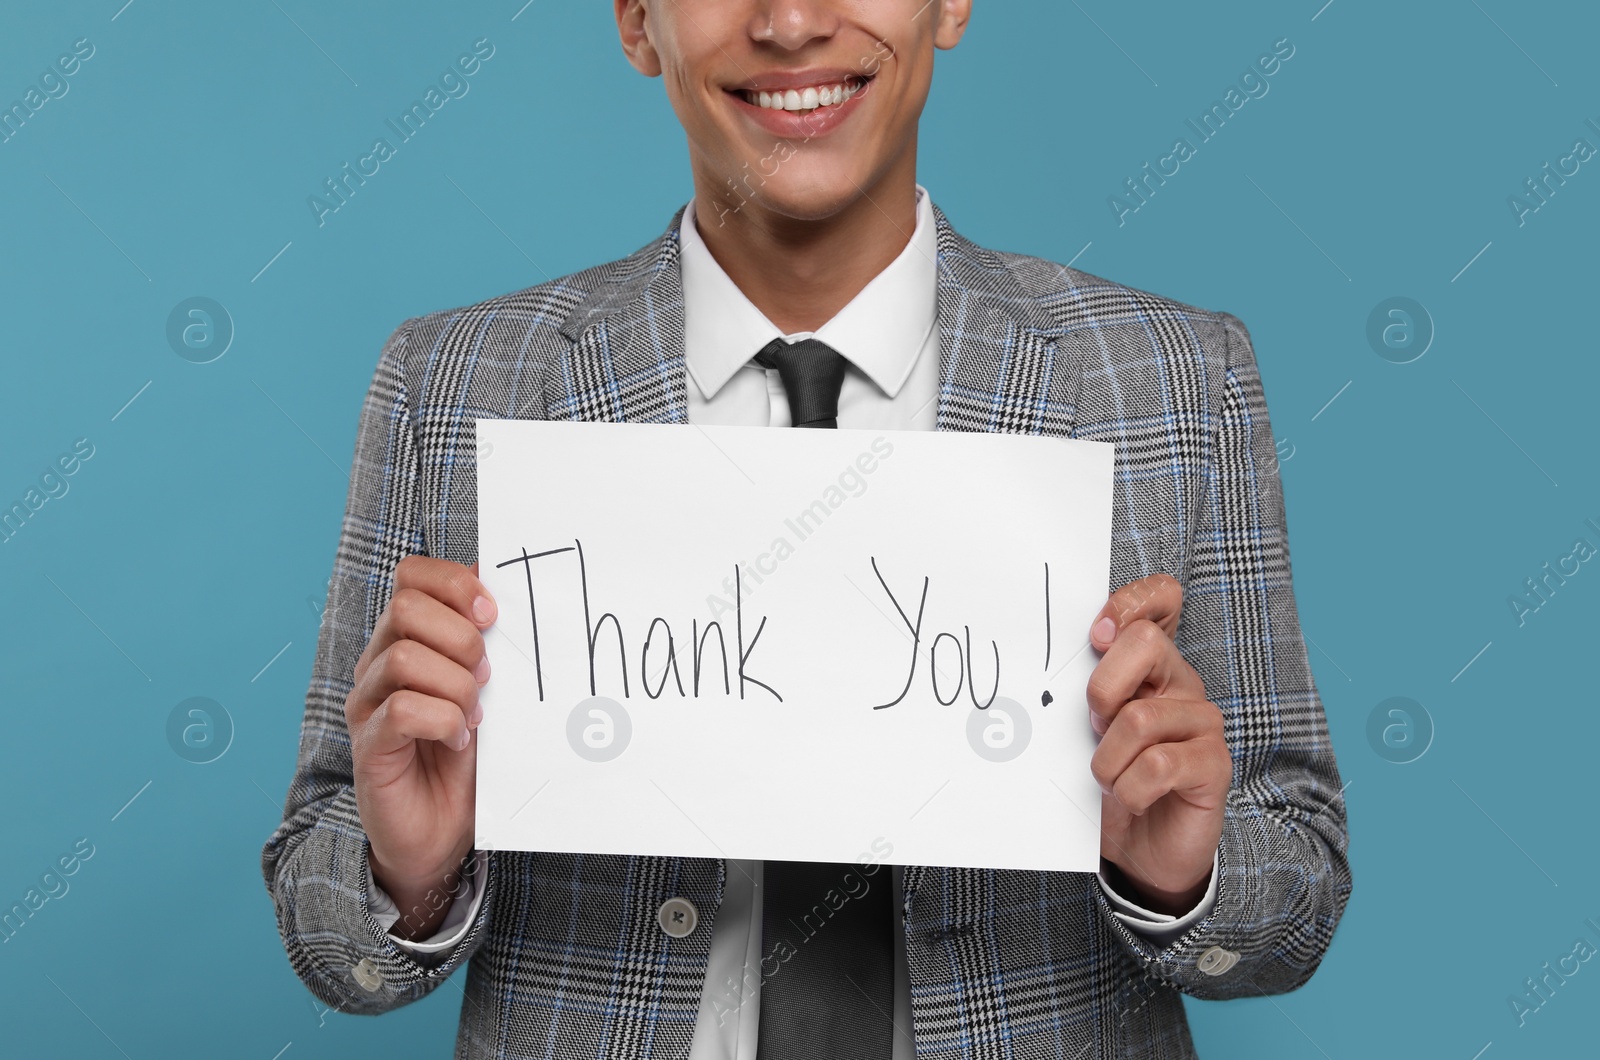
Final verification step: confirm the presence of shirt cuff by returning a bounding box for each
[1096,847,1219,946]
[365,850,487,962]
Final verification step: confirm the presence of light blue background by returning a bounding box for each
[2,1,1596,1056]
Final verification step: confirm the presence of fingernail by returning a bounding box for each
[456,728,472,751]
[472,595,497,625]
[1091,617,1117,646]
[469,700,484,727]
[475,656,491,684]
[1091,712,1108,735]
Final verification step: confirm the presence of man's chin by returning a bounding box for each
[727,170,892,226]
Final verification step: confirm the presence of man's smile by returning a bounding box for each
[735,74,871,114]
[723,69,876,136]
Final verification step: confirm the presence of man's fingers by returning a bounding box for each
[1090,697,1225,794]
[1085,620,1207,732]
[395,555,497,629]
[1090,572,1181,649]
[1105,737,1231,817]
[385,587,490,683]
[356,557,494,688]
[361,689,476,758]
[351,639,482,729]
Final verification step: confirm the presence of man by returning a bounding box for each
[261,1,1352,1057]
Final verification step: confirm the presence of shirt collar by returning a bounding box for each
[680,184,938,403]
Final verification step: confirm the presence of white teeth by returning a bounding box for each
[740,79,864,113]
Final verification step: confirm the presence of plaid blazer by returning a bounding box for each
[262,199,1352,1059]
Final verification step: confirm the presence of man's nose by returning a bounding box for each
[746,0,843,51]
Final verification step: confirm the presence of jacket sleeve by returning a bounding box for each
[1095,311,1353,999]
[259,318,495,1014]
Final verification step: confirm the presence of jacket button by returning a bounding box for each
[352,957,385,992]
[657,897,699,938]
[1196,946,1240,976]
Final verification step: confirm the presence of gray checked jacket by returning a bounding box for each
[261,197,1353,1059]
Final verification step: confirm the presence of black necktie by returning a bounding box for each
[754,334,894,1058]
[753,337,849,429]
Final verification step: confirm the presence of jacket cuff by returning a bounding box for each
[367,850,487,966]
[272,784,494,1011]
[1097,848,1219,946]
[1094,791,1268,998]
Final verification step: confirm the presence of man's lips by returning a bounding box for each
[728,67,873,93]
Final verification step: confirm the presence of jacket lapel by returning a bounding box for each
[546,199,1081,440]
[927,201,1081,439]
[546,205,693,424]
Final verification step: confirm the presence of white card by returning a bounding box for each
[475,420,1113,872]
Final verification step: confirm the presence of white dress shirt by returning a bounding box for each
[368,184,1221,1057]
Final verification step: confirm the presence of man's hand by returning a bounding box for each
[346,556,496,940]
[1086,573,1231,916]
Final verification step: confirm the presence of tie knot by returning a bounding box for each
[753,337,849,429]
